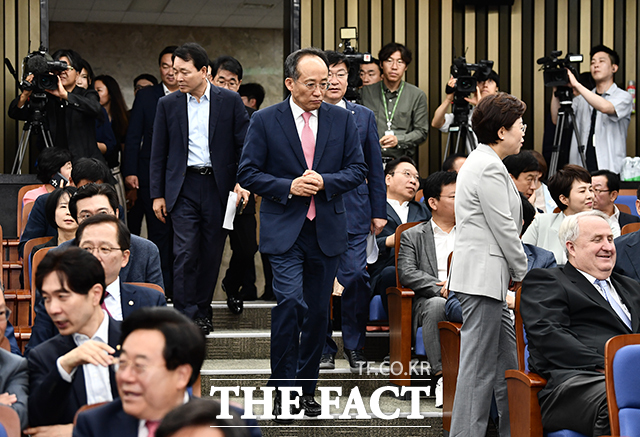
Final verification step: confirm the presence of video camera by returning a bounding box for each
[338,27,371,103]
[450,57,494,94]
[537,50,583,88]
[20,47,68,92]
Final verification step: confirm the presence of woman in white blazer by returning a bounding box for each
[448,93,528,437]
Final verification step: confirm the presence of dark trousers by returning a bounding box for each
[222,212,258,299]
[372,265,396,316]
[171,172,226,319]
[540,374,610,437]
[267,219,340,394]
[324,232,370,353]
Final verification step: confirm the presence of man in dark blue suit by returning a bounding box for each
[26,248,120,434]
[150,43,249,333]
[238,48,367,421]
[319,51,387,371]
[614,187,640,281]
[123,46,177,299]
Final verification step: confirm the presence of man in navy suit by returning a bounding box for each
[614,186,640,281]
[123,46,178,298]
[150,43,250,333]
[319,51,387,371]
[26,248,120,435]
[238,48,366,421]
[592,170,640,237]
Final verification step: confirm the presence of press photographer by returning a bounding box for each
[8,48,105,165]
[549,45,632,173]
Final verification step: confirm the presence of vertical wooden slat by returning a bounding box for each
[382,0,393,47]
[324,0,335,50]
[533,0,545,152]
[580,0,591,59]
[465,6,476,62]
[358,0,369,53]
[405,0,416,85]
[17,0,31,174]
[441,0,453,90]
[311,0,323,48]
[347,0,358,30]
[627,0,637,157]
[395,0,405,45]
[334,0,345,50]
[557,0,568,53]
[301,0,312,48]
[511,0,523,99]
[30,0,40,53]
[602,0,614,48]
[418,0,429,174]
[5,0,18,173]
[487,8,499,70]
[370,0,382,58]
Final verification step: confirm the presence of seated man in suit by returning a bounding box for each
[592,169,640,237]
[521,210,640,436]
[26,248,120,435]
[27,183,164,356]
[368,156,430,315]
[0,285,28,429]
[503,150,540,201]
[155,399,250,437]
[397,171,456,409]
[614,185,640,281]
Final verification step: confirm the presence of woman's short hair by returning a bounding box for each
[472,92,526,145]
[548,164,592,211]
[45,186,77,229]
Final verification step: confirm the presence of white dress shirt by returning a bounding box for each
[290,98,318,142]
[186,80,211,167]
[162,83,172,96]
[577,269,631,321]
[103,277,123,321]
[388,199,409,224]
[431,220,456,282]
[609,206,622,238]
[56,311,113,405]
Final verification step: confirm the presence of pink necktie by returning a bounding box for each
[146,420,160,437]
[301,112,316,220]
[100,291,112,317]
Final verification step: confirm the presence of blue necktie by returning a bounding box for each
[596,279,632,330]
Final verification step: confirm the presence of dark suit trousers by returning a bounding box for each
[172,172,226,319]
[324,232,370,353]
[540,374,610,437]
[222,212,258,298]
[268,219,340,394]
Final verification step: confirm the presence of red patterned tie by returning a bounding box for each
[146,420,160,437]
[301,112,316,220]
[100,291,112,317]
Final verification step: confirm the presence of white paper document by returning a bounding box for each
[223,191,238,230]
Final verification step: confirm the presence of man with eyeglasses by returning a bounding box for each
[592,170,640,238]
[368,156,430,316]
[361,42,429,162]
[238,47,366,422]
[26,248,121,436]
[319,50,387,372]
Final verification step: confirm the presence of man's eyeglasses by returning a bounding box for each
[391,170,420,181]
[296,80,329,91]
[383,58,406,67]
[81,246,123,256]
[593,188,611,195]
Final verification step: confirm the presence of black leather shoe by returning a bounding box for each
[273,392,294,424]
[319,353,335,370]
[295,394,321,417]
[222,283,243,314]
[344,348,368,373]
[194,317,211,335]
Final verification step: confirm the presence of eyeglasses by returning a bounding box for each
[328,72,348,80]
[592,188,611,194]
[383,58,406,67]
[81,246,123,256]
[113,358,148,376]
[0,309,11,321]
[391,170,420,181]
[214,77,239,88]
[295,80,329,91]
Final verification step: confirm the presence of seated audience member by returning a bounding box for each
[133,74,158,96]
[19,157,111,258]
[156,399,250,437]
[27,248,119,434]
[397,171,456,408]
[369,157,430,315]
[442,153,466,173]
[523,165,594,264]
[238,82,265,111]
[359,58,382,87]
[0,285,28,429]
[33,186,78,254]
[503,150,540,201]
[24,147,73,206]
[521,210,640,436]
[592,170,640,237]
[531,150,557,213]
[614,186,640,281]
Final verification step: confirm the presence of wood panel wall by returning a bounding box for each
[299,0,639,174]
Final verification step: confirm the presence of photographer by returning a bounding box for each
[550,45,632,173]
[8,49,105,164]
[431,71,499,149]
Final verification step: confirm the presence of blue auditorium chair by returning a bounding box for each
[605,334,640,437]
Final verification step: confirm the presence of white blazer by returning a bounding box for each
[521,212,567,265]
[448,144,528,300]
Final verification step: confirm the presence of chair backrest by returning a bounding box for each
[622,222,640,235]
[17,184,42,237]
[615,203,632,215]
[125,282,165,295]
[31,247,54,324]
[73,402,108,426]
[0,405,20,437]
[19,202,35,238]
[513,284,527,372]
[415,189,424,203]
[22,237,52,289]
[605,334,640,437]
[394,221,421,287]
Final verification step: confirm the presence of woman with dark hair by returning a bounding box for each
[94,74,129,217]
[23,147,73,206]
[448,92,529,437]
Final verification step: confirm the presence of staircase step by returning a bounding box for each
[205,330,389,361]
[210,302,274,330]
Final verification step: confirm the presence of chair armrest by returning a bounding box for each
[386,286,414,387]
[506,369,547,437]
[505,369,547,387]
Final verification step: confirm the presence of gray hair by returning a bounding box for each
[284,47,329,80]
[558,210,612,256]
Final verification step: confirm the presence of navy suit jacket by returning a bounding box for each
[614,230,640,281]
[27,281,166,357]
[619,211,640,229]
[523,243,557,270]
[28,318,121,426]
[237,98,367,257]
[122,84,165,182]
[150,85,249,211]
[343,100,386,234]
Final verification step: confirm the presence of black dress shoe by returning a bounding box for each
[222,282,243,314]
[295,394,321,417]
[344,348,368,373]
[194,317,211,335]
[319,353,335,370]
[273,392,294,424]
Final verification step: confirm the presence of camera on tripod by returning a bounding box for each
[20,47,69,92]
[537,50,583,88]
[450,57,494,95]
[338,27,371,102]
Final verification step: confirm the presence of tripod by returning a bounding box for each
[443,99,477,161]
[11,93,53,174]
[548,88,586,177]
